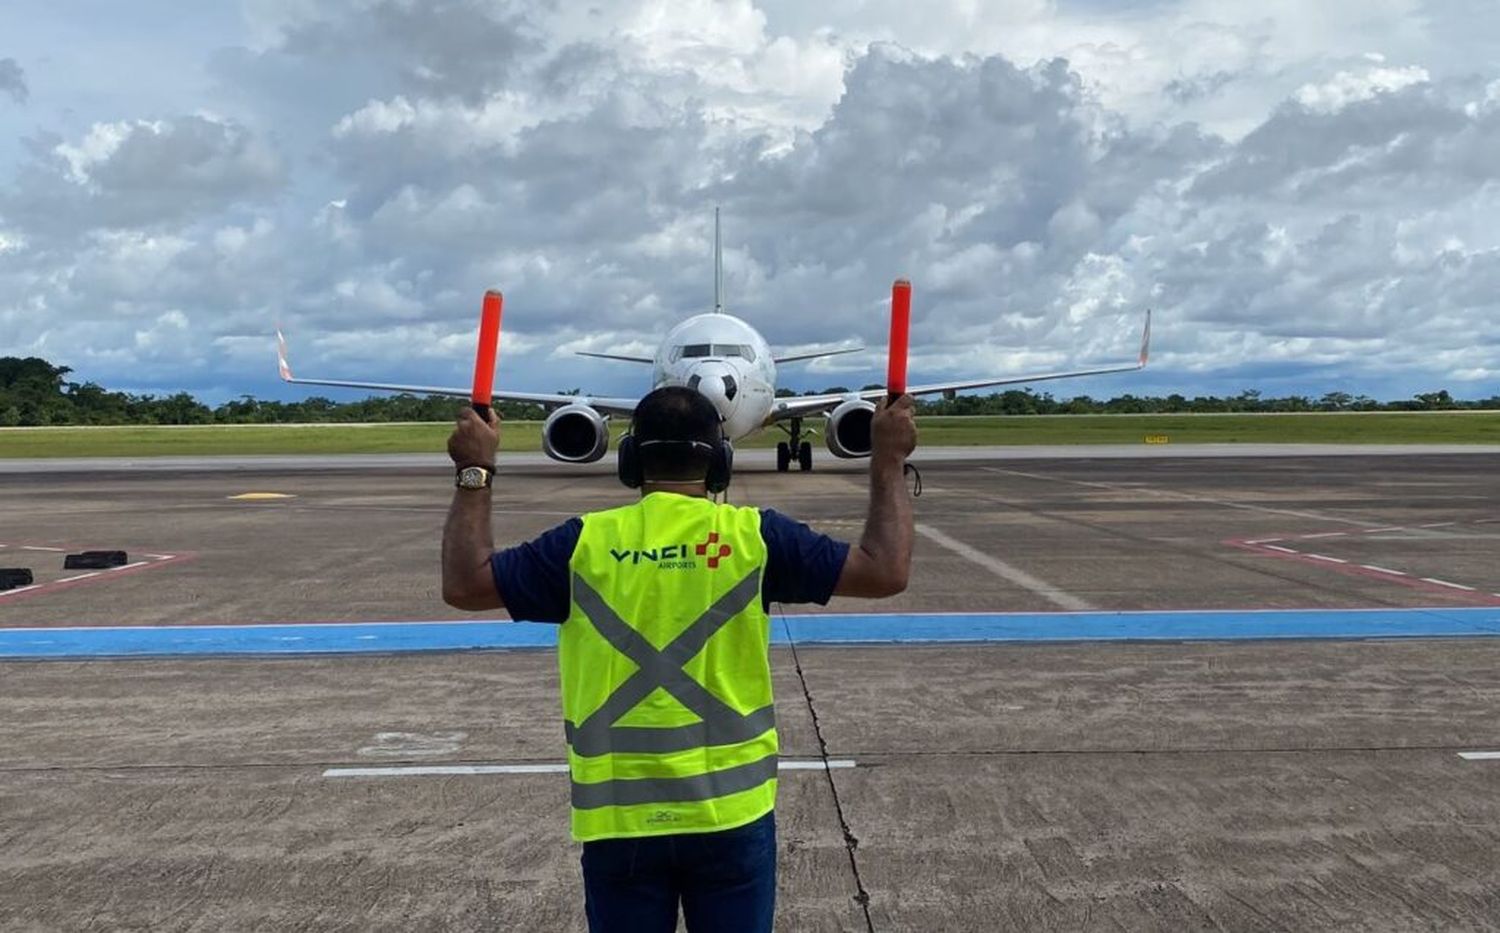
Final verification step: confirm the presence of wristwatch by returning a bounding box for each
[455,464,495,490]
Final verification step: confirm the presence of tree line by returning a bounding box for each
[1,356,1496,427]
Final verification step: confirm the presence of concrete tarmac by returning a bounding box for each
[2,451,1499,930]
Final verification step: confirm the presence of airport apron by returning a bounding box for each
[560,492,778,842]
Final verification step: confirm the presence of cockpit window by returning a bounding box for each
[671,343,756,362]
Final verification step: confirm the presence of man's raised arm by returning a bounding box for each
[833,396,917,598]
[442,407,505,611]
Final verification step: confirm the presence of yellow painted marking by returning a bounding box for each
[228,492,297,501]
[1144,434,1171,445]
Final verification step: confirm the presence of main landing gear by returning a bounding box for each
[775,417,814,473]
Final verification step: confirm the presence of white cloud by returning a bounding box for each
[1,0,1498,403]
[1295,64,1430,112]
[54,120,143,183]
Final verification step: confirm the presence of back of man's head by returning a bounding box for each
[632,387,723,482]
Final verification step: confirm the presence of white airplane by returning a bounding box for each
[277,210,1151,472]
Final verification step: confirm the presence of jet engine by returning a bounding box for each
[824,398,876,459]
[542,404,610,463]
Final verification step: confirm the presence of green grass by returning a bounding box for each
[2,412,1498,458]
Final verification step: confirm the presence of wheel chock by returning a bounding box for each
[0,568,34,591]
[63,550,129,570]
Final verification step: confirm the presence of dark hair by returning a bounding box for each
[631,387,723,482]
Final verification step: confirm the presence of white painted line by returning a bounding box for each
[0,585,40,597]
[1458,752,1500,761]
[1362,527,1403,534]
[1421,578,1477,592]
[1243,538,1283,545]
[20,546,64,552]
[1361,565,1407,576]
[324,759,858,779]
[1262,545,1299,554]
[326,764,568,777]
[1301,532,1349,540]
[1306,554,1348,564]
[981,467,1385,527]
[118,562,150,571]
[54,572,100,583]
[145,554,172,561]
[1419,522,1457,529]
[916,523,1094,611]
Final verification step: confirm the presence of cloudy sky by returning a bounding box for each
[1,0,1497,404]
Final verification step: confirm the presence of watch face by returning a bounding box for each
[458,466,488,488]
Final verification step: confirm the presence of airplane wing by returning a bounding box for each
[277,330,641,416]
[773,345,865,365]
[574,351,654,364]
[768,310,1150,421]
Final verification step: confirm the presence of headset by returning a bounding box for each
[617,434,734,494]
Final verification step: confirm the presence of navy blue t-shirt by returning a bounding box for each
[490,509,849,623]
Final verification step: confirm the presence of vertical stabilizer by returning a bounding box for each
[714,207,723,313]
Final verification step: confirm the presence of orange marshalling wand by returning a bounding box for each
[886,279,911,401]
[471,290,503,420]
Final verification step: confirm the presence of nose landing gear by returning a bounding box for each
[775,418,814,473]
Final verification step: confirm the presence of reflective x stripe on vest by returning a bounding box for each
[567,571,776,771]
[560,494,777,841]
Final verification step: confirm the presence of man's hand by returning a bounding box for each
[448,407,499,467]
[871,394,917,464]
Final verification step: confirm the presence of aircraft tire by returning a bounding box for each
[776,442,791,472]
[798,441,813,472]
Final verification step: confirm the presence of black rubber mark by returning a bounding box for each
[780,611,876,932]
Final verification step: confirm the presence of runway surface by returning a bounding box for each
[3,449,1499,930]
[3,441,1500,474]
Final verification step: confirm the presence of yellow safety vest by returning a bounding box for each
[560,491,778,842]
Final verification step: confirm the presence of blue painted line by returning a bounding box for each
[2,607,1500,658]
[778,607,1500,644]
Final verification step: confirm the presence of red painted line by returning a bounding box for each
[0,544,192,604]
[1224,536,1500,607]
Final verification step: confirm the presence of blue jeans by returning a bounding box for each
[581,812,777,933]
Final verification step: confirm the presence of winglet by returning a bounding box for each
[1139,309,1152,368]
[276,326,294,382]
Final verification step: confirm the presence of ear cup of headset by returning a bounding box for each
[706,438,733,494]
[617,434,643,489]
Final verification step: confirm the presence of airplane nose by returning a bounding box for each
[687,366,738,420]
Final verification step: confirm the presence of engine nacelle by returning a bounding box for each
[542,404,610,463]
[824,398,876,459]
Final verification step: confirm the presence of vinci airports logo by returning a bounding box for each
[610,533,733,570]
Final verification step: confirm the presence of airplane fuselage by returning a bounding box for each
[652,313,778,441]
